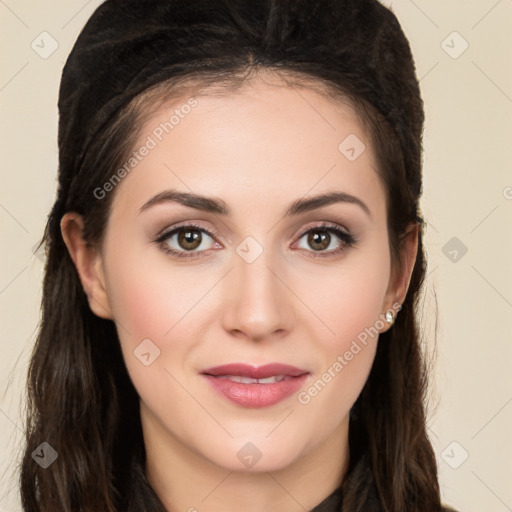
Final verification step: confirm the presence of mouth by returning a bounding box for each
[212,374,292,384]
[200,363,310,408]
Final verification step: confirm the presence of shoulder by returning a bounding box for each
[441,505,459,512]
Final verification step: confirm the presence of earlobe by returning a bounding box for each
[60,212,113,319]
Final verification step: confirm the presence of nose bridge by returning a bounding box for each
[222,235,291,339]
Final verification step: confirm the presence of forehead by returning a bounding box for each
[108,74,385,220]
[132,70,370,162]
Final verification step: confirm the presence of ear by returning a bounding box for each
[60,212,113,319]
[381,222,419,330]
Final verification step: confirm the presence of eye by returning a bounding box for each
[294,222,357,257]
[154,223,221,259]
[154,221,357,260]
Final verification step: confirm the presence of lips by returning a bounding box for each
[201,363,310,408]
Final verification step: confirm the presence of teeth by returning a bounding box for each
[216,375,287,384]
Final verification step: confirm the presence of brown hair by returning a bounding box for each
[21,0,442,510]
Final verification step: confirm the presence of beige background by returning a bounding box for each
[1,1,511,511]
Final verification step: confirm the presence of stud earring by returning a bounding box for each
[385,310,396,326]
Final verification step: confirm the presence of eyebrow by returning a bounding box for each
[139,189,371,218]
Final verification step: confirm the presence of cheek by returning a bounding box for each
[104,263,206,410]
[106,269,172,346]
[103,248,223,393]
[297,246,391,352]
[104,244,216,342]
[292,240,390,417]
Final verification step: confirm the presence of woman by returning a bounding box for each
[20,0,458,510]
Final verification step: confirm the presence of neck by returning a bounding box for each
[142,401,350,512]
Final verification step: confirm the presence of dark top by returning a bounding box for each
[309,481,459,512]
[308,463,380,512]
[310,484,344,512]
[308,451,459,512]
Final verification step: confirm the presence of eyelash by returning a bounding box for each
[154,221,357,260]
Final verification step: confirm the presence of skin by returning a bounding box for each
[61,73,418,512]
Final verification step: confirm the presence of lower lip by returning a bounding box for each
[202,374,309,408]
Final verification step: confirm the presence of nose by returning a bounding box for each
[221,247,294,342]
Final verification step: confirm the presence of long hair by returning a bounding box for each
[20,0,441,510]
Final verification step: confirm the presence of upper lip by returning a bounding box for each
[201,363,309,379]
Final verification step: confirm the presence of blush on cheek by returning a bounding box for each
[108,268,219,382]
[108,268,186,342]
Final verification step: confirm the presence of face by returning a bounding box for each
[67,76,407,474]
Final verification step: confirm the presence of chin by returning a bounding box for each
[200,435,309,474]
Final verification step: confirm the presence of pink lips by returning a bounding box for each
[201,363,310,408]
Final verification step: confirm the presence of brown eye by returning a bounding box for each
[307,230,331,251]
[295,223,357,257]
[155,224,219,258]
[177,228,202,250]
